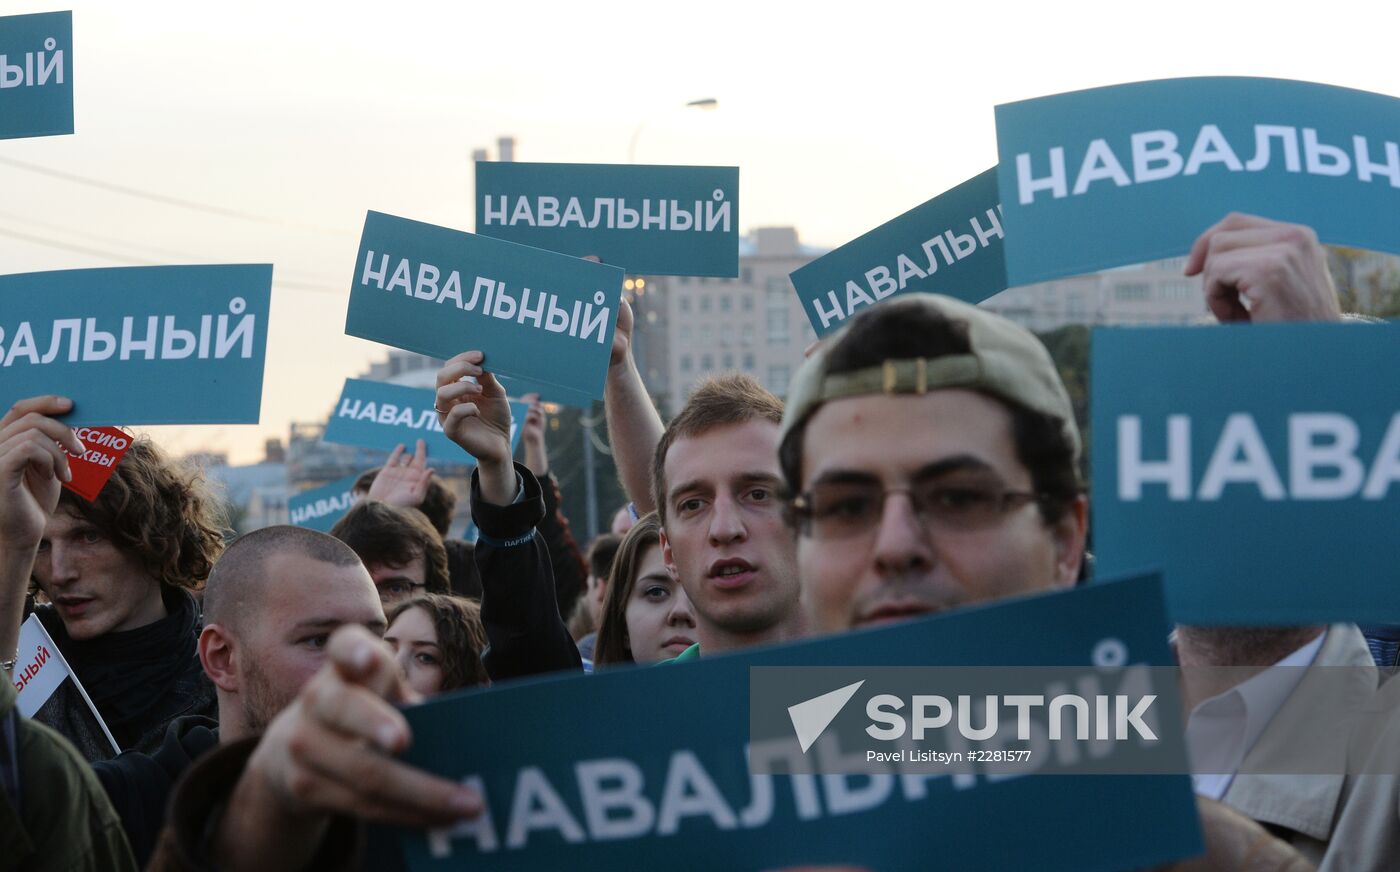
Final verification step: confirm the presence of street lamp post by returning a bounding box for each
[579,100,719,541]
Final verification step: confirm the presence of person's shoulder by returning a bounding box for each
[157,715,220,770]
[15,714,137,870]
[445,538,476,557]
[93,716,218,812]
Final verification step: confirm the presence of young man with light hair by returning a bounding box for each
[646,373,804,658]
[601,292,804,658]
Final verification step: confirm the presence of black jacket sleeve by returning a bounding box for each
[471,463,583,681]
[537,470,588,619]
[443,538,483,600]
[91,716,218,869]
[145,738,362,872]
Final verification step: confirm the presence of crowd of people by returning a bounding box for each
[1,213,1397,870]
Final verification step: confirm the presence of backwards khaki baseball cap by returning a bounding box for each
[778,293,1081,461]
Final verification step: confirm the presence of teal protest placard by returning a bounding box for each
[0,10,72,140]
[395,574,1199,871]
[322,378,526,462]
[995,77,1400,286]
[495,372,594,410]
[346,212,625,402]
[288,474,361,533]
[789,169,1007,336]
[0,265,272,425]
[1091,323,1400,624]
[475,162,739,277]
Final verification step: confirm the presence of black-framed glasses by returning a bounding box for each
[788,479,1047,540]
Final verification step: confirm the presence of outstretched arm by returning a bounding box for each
[603,298,665,514]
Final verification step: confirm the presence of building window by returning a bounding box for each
[720,295,732,312]
[700,324,713,342]
[742,353,755,370]
[1114,283,1150,302]
[742,267,753,283]
[741,323,755,343]
[742,295,754,312]
[766,296,790,343]
[700,353,714,370]
[1160,281,1197,301]
[722,352,734,369]
[765,276,786,293]
[768,365,791,395]
[679,325,692,342]
[700,296,711,313]
[680,354,692,372]
[721,323,734,344]
[679,297,691,313]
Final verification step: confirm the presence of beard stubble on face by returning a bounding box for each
[240,655,296,733]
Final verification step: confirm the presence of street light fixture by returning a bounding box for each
[580,99,719,541]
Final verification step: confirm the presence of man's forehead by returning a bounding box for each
[261,554,380,614]
[285,610,386,634]
[274,598,386,635]
[801,390,1019,483]
[44,507,86,533]
[264,549,365,576]
[367,554,421,573]
[665,419,782,484]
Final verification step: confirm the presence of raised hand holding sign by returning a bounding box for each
[435,351,517,506]
[1185,212,1343,323]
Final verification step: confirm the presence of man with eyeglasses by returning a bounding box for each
[777,293,1088,632]
[775,217,1387,868]
[329,501,450,607]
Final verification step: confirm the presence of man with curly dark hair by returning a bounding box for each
[0,395,227,763]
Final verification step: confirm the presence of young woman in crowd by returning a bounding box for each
[593,514,698,666]
[384,593,490,696]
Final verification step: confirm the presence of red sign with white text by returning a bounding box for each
[62,426,132,501]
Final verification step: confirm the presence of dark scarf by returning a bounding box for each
[40,585,201,747]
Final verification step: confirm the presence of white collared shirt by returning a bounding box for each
[1186,630,1327,800]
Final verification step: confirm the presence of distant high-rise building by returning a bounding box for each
[981,256,1208,332]
[638,226,826,411]
[365,350,443,386]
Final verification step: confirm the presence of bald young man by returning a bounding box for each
[92,527,393,867]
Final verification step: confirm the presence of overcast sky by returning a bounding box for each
[5,0,1399,463]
